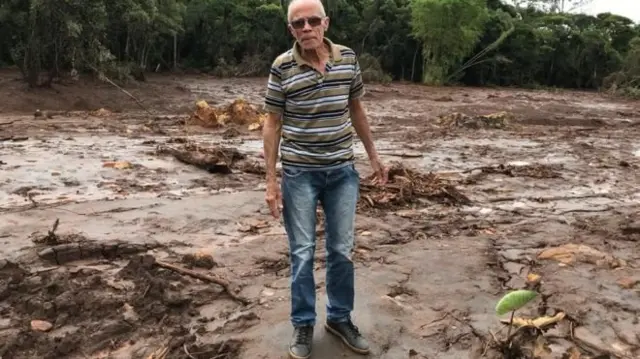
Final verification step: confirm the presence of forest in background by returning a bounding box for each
[0,0,638,96]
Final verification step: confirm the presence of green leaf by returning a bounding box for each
[495,289,537,316]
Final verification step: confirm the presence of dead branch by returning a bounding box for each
[487,193,614,204]
[53,203,161,216]
[377,151,424,158]
[87,65,153,115]
[155,260,251,305]
[556,206,614,215]
[0,199,76,214]
[43,218,60,243]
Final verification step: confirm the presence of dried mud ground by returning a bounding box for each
[1,69,639,359]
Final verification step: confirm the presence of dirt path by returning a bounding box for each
[1,71,639,359]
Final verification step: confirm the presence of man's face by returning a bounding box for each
[288,2,329,50]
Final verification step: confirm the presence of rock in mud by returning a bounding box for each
[182,251,217,269]
[122,303,140,323]
[616,277,638,289]
[537,243,625,268]
[30,320,53,332]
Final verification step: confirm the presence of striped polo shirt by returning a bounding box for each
[263,38,365,169]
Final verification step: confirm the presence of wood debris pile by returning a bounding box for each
[358,163,471,211]
[436,111,513,129]
[186,99,266,131]
[478,163,562,179]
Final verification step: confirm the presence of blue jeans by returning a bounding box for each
[281,162,360,327]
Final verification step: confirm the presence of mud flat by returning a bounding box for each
[1,73,639,358]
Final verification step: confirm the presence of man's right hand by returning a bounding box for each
[265,179,281,219]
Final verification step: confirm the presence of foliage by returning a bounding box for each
[604,37,640,97]
[410,0,489,84]
[495,289,538,316]
[0,0,637,93]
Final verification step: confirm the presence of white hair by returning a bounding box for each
[287,0,326,22]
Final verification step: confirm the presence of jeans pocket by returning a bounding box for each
[282,166,306,178]
[349,163,360,177]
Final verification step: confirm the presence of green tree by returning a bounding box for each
[0,0,637,91]
[410,0,489,84]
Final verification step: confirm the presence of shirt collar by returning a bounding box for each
[292,37,342,68]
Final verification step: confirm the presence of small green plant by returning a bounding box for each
[495,289,538,341]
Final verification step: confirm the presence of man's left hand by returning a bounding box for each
[370,157,388,185]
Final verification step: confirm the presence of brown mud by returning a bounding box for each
[1,69,639,358]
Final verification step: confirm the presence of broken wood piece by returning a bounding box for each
[145,345,169,359]
[155,260,250,305]
[499,312,565,329]
[47,218,60,241]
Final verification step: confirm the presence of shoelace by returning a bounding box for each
[344,320,361,337]
[295,327,312,344]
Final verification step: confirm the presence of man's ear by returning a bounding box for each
[287,24,295,37]
[324,17,330,30]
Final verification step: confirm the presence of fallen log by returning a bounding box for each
[157,144,245,174]
[37,240,163,265]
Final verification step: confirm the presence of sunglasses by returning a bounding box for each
[290,16,324,30]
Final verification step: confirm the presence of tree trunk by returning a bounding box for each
[173,33,177,70]
[411,46,419,82]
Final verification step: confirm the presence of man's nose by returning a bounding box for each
[302,21,313,31]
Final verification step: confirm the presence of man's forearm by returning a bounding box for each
[350,100,378,160]
[263,113,282,181]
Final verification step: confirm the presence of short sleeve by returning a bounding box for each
[350,58,365,100]
[264,62,285,114]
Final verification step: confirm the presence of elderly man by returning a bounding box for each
[262,0,387,357]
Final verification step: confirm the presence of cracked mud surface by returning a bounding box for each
[1,71,639,358]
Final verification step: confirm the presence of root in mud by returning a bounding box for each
[156,143,245,174]
[358,163,471,211]
[186,99,266,131]
[172,338,245,359]
[187,100,220,128]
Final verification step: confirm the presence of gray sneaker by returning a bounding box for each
[289,325,313,359]
[325,319,370,354]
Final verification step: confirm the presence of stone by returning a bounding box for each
[31,319,53,332]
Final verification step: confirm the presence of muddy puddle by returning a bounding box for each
[1,75,639,359]
[0,134,269,209]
